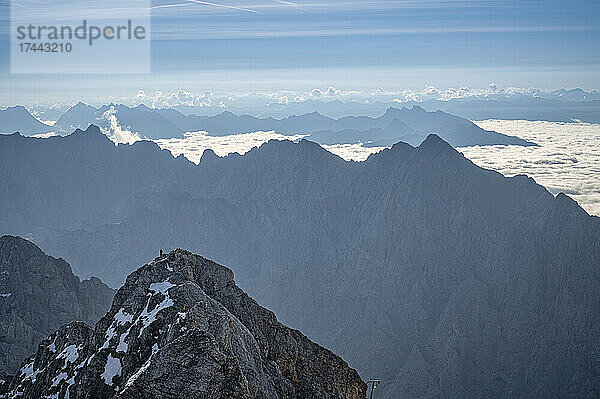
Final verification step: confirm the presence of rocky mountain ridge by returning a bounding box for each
[2,129,599,398]
[0,235,114,377]
[7,249,365,399]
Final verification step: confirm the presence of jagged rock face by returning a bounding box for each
[0,236,114,377]
[3,132,600,398]
[8,250,366,399]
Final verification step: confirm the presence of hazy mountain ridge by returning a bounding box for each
[0,235,114,377]
[7,249,365,399]
[0,126,195,234]
[10,86,600,122]
[5,103,535,147]
[1,128,599,398]
[0,106,53,135]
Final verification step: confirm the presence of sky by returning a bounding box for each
[1,0,599,104]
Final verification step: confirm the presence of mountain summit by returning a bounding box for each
[0,236,114,376]
[8,249,365,399]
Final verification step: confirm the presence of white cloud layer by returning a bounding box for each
[320,143,386,161]
[154,131,307,163]
[460,120,600,216]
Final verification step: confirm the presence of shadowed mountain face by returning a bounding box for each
[52,103,534,147]
[0,106,53,135]
[0,126,195,234]
[7,249,366,399]
[1,127,599,398]
[0,236,114,376]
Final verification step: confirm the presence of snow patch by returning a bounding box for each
[124,342,159,389]
[116,331,129,353]
[47,337,56,353]
[101,325,117,349]
[149,280,174,295]
[20,360,40,382]
[101,354,121,386]
[113,308,134,324]
[138,296,174,337]
[51,372,67,387]
[102,308,134,350]
[58,345,79,364]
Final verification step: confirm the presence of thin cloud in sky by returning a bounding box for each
[182,0,260,13]
[271,0,302,9]
[152,3,190,9]
[151,24,600,40]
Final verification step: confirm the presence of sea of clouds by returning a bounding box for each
[462,120,600,216]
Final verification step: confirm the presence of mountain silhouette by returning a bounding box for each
[0,106,53,135]
[51,103,534,146]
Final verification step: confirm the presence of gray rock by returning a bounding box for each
[2,130,600,398]
[0,236,114,377]
[7,250,366,399]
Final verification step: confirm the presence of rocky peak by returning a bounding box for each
[417,133,455,152]
[0,235,114,377]
[8,249,366,399]
[199,148,219,164]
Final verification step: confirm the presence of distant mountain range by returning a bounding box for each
[253,97,600,122]
[4,87,600,126]
[0,103,535,147]
[307,106,533,147]
[0,106,54,135]
[1,126,599,398]
[0,235,114,378]
[256,88,600,120]
[7,248,365,399]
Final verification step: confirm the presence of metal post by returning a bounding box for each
[367,379,381,399]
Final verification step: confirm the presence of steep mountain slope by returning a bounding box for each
[53,101,101,133]
[0,106,53,135]
[1,130,599,398]
[0,236,114,376]
[0,125,195,235]
[7,249,365,399]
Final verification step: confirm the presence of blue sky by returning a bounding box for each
[1,0,599,104]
